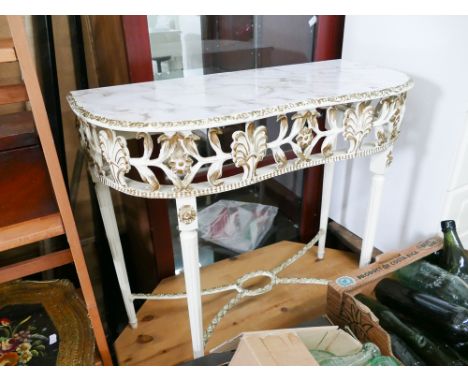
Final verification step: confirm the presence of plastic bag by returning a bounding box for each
[198,200,278,253]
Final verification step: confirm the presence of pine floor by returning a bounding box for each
[114,241,359,365]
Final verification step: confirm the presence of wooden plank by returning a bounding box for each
[0,248,73,283]
[0,213,64,252]
[7,16,112,365]
[0,83,28,105]
[0,110,38,151]
[0,38,17,62]
[114,241,358,366]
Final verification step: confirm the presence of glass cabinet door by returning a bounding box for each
[147,15,319,273]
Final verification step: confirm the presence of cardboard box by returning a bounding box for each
[211,326,362,366]
[326,235,443,356]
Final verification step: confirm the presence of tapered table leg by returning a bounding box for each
[317,161,336,259]
[176,196,204,358]
[94,182,137,328]
[360,147,393,267]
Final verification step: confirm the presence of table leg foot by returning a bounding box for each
[129,321,138,329]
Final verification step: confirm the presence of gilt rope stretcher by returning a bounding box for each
[67,59,413,359]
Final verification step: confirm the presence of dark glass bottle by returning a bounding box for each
[356,294,466,365]
[441,220,468,281]
[426,249,444,267]
[393,261,468,309]
[375,278,468,343]
[452,342,468,360]
[389,333,426,366]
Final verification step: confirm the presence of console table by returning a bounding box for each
[67,59,412,359]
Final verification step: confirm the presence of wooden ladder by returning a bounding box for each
[0,16,112,365]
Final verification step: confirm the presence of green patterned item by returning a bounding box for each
[318,343,381,366]
[309,350,335,363]
[367,356,400,366]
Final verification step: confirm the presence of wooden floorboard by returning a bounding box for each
[114,241,358,366]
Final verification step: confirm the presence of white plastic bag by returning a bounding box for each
[198,200,278,253]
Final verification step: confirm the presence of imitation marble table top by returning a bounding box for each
[68,59,412,133]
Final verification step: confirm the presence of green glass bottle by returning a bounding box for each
[309,349,335,364]
[356,294,466,365]
[367,356,400,366]
[426,249,444,267]
[389,333,426,366]
[452,342,468,360]
[441,220,468,282]
[318,342,381,366]
[393,261,468,309]
[375,278,468,343]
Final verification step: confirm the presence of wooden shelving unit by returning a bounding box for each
[0,16,112,365]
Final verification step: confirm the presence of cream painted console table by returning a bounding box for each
[67,59,412,359]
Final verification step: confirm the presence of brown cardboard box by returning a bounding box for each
[211,326,362,366]
[230,332,319,365]
[326,235,443,355]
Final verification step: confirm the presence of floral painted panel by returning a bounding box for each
[0,304,59,366]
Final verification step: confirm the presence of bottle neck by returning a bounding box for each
[444,228,464,249]
[443,228,467,272]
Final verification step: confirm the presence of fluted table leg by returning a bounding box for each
[360,147,393,267]
[176,196,204,358]
[94,182,137,328]
[317,161,336,259]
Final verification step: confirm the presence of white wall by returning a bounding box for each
[330,16,468,251]
[443,113,468,246]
